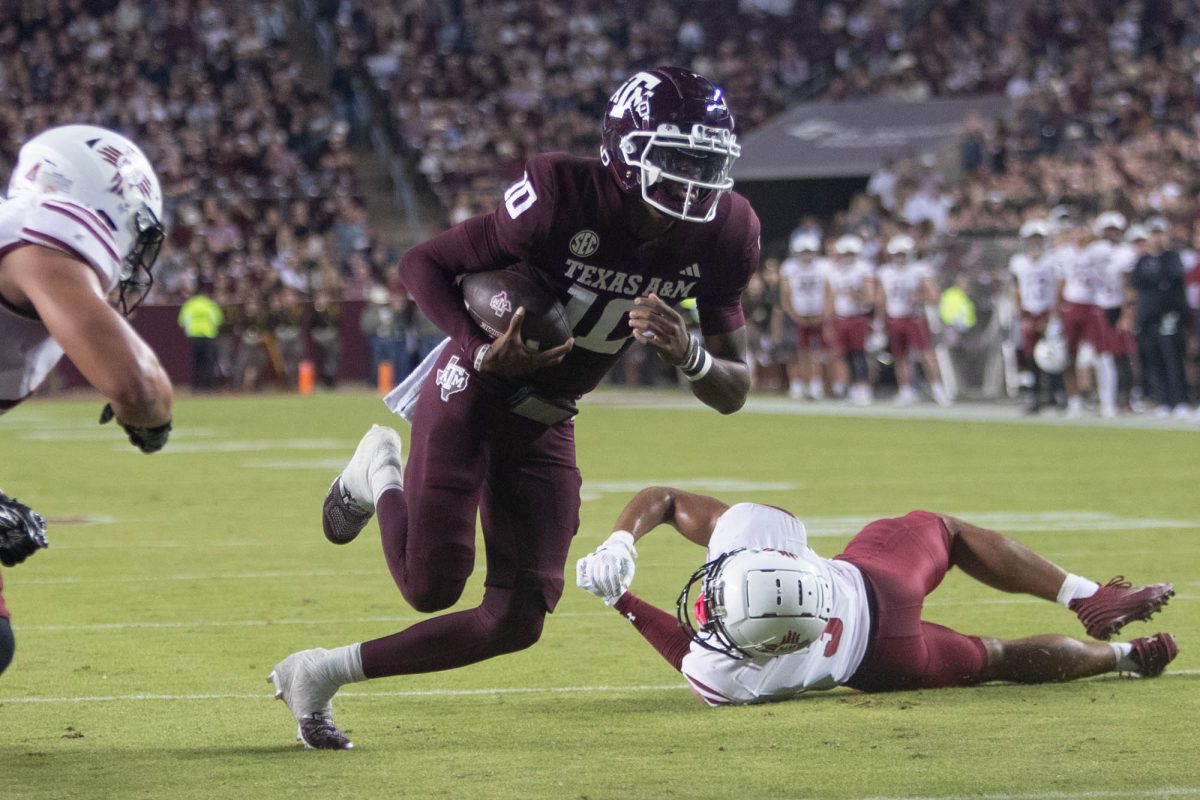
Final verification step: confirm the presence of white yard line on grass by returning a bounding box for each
[842,789,1200,800]
[17,568,382,585]
[4,672,1198,704]
[583,390,1200,432]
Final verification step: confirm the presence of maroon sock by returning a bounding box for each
[613,592,693,672]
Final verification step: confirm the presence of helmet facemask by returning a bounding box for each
[621,124,740,223]
[116,203,165,315]
[677,548,751,658]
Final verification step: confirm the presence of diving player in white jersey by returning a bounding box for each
[576,488,1178,706]
[0,125,173,677]
[779,232,829,400]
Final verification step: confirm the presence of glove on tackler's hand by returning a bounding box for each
[575,531,637,605]
[0,494,48,567]
[100,403,172,453]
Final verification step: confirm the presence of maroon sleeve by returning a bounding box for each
[696,198,760,337]
[612,592,694,672]
[398,157,558,355]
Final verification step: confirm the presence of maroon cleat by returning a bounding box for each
[1126,633,1178,678]
[322,478,373,545]
[1069,577,1174,640]
[298,713,354,750]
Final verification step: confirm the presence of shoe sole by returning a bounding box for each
[1094,587,1175,640]
[321,479,373,545]
[269,668,353,750]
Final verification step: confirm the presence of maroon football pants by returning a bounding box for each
[361,349,581,678]
[837,511,988,692]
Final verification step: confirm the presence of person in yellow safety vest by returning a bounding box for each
[178,281,224,390]
[939,277,977,335]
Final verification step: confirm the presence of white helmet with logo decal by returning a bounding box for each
[8,124,164,313]
[677,548,832,659]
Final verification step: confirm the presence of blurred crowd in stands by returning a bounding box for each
[3,0,1200,412]
[0,0,387,309]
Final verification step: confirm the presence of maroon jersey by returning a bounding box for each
[400,153,760,398]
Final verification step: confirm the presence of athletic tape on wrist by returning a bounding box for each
[684,348,714,382]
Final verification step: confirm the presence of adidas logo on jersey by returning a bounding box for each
[680,263,701,278]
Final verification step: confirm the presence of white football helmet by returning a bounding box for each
[834,234,863,255]
[885,234,915,255]
[677,548,832,659]
[1092,211,1127,235]
[1034,319,1068,375]
[790,231,820,253]
[1018,219,1050,239]
[8,124,164,313]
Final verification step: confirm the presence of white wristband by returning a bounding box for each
[607,530,636,549]
[684,349,713,382]
[473,343,491,371]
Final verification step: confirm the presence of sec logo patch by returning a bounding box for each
[569,230,599,258]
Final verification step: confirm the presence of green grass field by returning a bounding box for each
[1,390,1196,800]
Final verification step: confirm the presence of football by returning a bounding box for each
[461,270,572,350]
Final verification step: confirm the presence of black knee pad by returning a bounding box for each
[849,351,869,382]
[0,617,13,677]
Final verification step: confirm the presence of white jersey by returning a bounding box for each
[1085,240,1136,309]
[1055,242,1096,305]
[0,193,121,408]
[826,259,875,317]
[877,259,932,318]
[680,504,871,707]
[780,255,829,317]
[1009,250,1060,314]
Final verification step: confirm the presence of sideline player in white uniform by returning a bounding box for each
[1009,219,1061,412]
[1081,212,1136,417]
[824,234,876,405]
[779,232,829,400]
[0,125,173,677]
[1055,218,1106,416]
[875,234,950,406]
[576,488,1177,705]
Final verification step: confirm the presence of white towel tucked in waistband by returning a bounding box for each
[383,337,450,422]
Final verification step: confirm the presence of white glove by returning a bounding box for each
[575,531,637,605]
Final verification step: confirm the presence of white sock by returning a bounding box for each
[1056,573,1101,607]
[1110,641,1136,671]
[1096,354,1116,411]
[321,643,367,685]
[372,475,403,506]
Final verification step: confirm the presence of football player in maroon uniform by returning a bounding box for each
[576,487,1177,706]
[269,67,760,749]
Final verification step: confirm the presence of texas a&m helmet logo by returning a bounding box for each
[569,230,599,258]
[607,72,661,123]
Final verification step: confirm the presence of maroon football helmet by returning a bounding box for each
[601,67,740,223]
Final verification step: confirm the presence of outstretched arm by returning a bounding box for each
[576,487,727,604]
[4,245,172,428]
[577,488,730,678]
[613,486,730,548]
